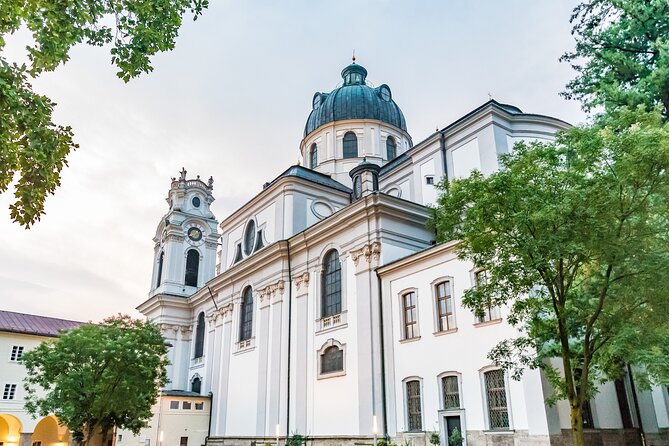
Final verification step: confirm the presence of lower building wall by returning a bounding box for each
[206,429,669,446]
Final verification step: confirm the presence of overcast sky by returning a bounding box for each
[0,0,587,322]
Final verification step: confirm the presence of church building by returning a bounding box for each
[128,61,669,446]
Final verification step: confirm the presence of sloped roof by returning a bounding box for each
[0,310,83,337]
[270,165,352,193]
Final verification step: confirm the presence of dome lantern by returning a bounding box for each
[304,62,408,137]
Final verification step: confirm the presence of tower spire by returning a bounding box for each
[352,49,356,63]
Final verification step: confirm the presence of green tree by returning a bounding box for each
[561,0,669,120]
[21,314,169,446]
[430,108,669,446]
[0,0,208,227]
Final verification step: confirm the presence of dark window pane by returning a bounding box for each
[343,132,358,158]
[194,312,205,358]
[191,377,201,394]
[244,220,256,256]
[322,250,342,317]
[239,287,254,342]
[386,136,397,160]
[321,345,343,374]
[310,144,318,168]
[185,250,199,287]
[156,251,164,287]
[406,380,422,431]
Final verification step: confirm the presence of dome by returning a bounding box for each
[304,62,407,137]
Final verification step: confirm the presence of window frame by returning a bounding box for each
[317,339,346,379]
[239,286,254,344]
[321,249,342,318]
[310,143,318,168]
[431,277,457,334]
[193,312,205,359]
[437,372,462,410]
[471,269,502,324]
[2,383,17,400]
[184,249,200,287]
[342,131,358,159]
[399,288,420,341]
[10,345,24,361]
[156,251,164,287]
[191,375,202,394]
[386,136,397,160]
[480,367,513,431]
[403,377,424,432]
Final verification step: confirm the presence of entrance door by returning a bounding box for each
[180,437,188,446]
[445,415,463,446]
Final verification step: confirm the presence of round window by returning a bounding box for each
[379,85,392,102]
[192,196,201,208]
[243,220,256,256]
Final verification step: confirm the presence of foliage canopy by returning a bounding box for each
[431,108,669,446]
[21,315,169,445]
[0,0,208,227]
[562,0,669,119]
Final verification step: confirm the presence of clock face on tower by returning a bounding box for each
[187,227,202,242]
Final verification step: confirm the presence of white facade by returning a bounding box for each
[0,313,83,446]
[137,63,669,446]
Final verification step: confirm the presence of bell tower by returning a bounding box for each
[149,168,220,298]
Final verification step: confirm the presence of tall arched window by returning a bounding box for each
[342,132,358,159]
[239,287,253,342]
[191,376,202,394]
[156,251,164,287]
[406,380,423,431]
[310,143,318,168]
[194,312,205,359]
[386,136,397,160]
[321,250,342,317]
[185,249,199,287]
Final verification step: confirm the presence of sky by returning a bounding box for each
[0,0,587,322]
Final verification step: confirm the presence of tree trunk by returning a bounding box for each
[570,404,586,446]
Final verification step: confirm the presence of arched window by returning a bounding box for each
[343,132,358,159]
[310,143,318,168]
[191,376,202,394]
[156,251,164,287]
[194,312,205,359]
[386,136,397,160]
[239,287,253,342]
[321,345,344,374]
[321,250,342,317]
[185,250,199,287]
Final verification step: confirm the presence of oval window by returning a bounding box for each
[244,220,256,256]
[192,196,201,208]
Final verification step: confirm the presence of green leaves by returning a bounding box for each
[0,0,209,226]
[21,315,169,443]
[562,0,669,119]
[430,107,669,411]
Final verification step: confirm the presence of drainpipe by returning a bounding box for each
[285,242,293,442]
[375,270,388,438]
